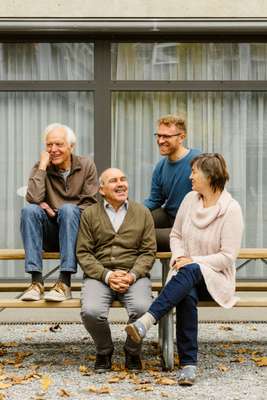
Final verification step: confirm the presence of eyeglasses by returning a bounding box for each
[153,133,181,140]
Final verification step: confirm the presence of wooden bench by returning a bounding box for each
[0,248,267,370]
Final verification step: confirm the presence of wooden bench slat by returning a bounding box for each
[0,248,266,260]
[1,296,267,308]
[1,281,267,292]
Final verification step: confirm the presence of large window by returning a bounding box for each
[0,40,266,280]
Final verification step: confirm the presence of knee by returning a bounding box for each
[130,298,152,319]
[58,204,80,219]
[81,304,103,324]
[21,204,42,219]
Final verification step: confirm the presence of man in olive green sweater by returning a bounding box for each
[76,168,156,373]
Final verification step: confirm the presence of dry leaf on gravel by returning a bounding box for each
[0,393,5,400]
[49,323,62,333]
[215,352,226,358]
[0,342,18,348]
[85,385,112,394]
[0,383,11,389]
[135,384,154,392]
[251,357,267,367]
[218,364,230,372]
[155,377,176,385]
[84,354,96,361]
[108,376,124,383]
[58,388,71,397]
[79,365,92,375]
[231,356,246,363]
[40,375,53,391]
[219,326,233,331]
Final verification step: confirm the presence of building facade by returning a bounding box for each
[0,1,266,279]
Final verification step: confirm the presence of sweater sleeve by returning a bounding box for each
[130,208,156,279]
[26,164,47,204]
[76,209,110,282]
[77,160,98,210]
[144,163,165,210]
[191,203,244,272]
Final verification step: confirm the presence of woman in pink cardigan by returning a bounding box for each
[126,153,244,386]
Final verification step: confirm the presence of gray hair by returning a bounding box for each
[43,123,77,146]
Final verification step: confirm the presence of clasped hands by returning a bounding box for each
[108,270,134,293]
[172,256,193,270]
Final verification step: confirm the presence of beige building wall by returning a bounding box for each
[0,0,266,18]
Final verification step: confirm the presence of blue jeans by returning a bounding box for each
[20,203,81,274]
[148,263,212,366]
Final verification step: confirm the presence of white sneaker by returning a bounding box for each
[178,365,197,386]
[20,282,44,301]
[44,282,72,302]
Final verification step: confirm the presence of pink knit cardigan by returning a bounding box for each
[169,190,244,308]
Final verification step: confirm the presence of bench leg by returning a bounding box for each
[159,258,174,371]
[161,310,174,370]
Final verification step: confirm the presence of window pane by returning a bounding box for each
[111,43,267,80]
[112,91,267,279]
[0,91,94,278]
[0,43,94,80]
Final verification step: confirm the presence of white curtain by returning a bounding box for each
[0,91,94,278]
[0,43,94,80]
[112,43,267,279]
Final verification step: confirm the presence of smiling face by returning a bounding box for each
[156,123,186,160]
[45,128,73,170]
[99,168,129,209]
[190,164,211,194]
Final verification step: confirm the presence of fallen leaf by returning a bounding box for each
[0,394,5,400]
[108,376,123,383]
[160,393,169,398]
[155,377,176,385]
[86,385,112,394]
[79,365,91,375]
[135,384,153,392]
[58,388,70,397]
[252,357,267,367]
[222,343,232,349]
[0,383,11,389]
[49,323,62,333]
[231,356,246,363]
[215,352,226,358]
[218,364,230,372]
[219,326,233,331]
[0,342,18,348]
[84,354,95,361]
[63,359,76,366]
[40,375,53,391]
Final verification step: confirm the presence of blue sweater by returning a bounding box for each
[144,149,201,218]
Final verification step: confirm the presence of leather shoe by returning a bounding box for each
[125,351,142,371]
[94,352,113,373]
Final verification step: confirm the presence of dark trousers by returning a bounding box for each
[148,263,212,366]
[151,208,175,252]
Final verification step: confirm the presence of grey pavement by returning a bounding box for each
[0,322,266,400]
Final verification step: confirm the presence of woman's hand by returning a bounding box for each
[172,256,193,270]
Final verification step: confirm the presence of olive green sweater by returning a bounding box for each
[76,200,156,282]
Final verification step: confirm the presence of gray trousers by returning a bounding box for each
[81,277,153,355]
[151,208,175,252]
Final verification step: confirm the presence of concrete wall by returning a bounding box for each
[0,0,267,18]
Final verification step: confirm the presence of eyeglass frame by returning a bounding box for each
[153,132,183,140]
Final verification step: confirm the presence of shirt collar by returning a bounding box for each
[104,199,128,211]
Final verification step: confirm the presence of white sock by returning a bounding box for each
[138,312,156,332]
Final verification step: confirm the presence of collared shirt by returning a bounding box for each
[104,199,128,232]
[103,199,136,285]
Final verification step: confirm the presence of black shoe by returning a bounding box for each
[94,353,112,373]
[125,351,142,371]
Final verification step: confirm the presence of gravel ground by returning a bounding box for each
[0,322,266,400]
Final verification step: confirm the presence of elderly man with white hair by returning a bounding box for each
[20,123,98,302]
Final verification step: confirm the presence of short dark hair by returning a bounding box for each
[190,153,229,193]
